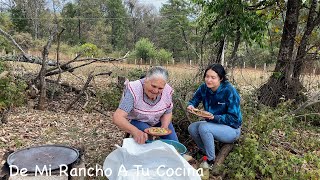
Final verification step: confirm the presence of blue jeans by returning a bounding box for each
[188,121,241,161]
[130,120,179,142]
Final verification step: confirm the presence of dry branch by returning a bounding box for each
[291,92,320,115]
[65,71,112,112]
[36,32,55,110]
[45,55,128,77]
[0,27,29,60]
[0,55,72,69]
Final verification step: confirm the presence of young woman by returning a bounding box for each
[188,64,242,164]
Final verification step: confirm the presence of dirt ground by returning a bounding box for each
[0,92,124,171]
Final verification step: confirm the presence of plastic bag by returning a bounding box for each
[103,138,201,180]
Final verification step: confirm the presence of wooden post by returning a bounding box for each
[135,59,137,65]
[263,63,266,72]
[225,61,228,67]
[189,60,192,67]
[243,62,246,69]
[140,58,142,65]
[172,58,175,65]
[149,59,152,65]
[167,61,168,66]
[254,64,257,70]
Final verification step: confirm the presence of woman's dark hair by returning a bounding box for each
[203,63,228,82]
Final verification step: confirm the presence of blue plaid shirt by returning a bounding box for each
[188,81,242,129]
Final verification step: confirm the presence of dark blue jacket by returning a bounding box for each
[188,81,242,129]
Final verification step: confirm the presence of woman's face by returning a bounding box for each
[144,77,166,100]
[205,69,222,91]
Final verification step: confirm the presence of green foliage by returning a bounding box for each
[79,43,99,57]
[126,68,146,81]
[133,38,156,62]
[155,49,172,65]
[106,0,128,50]
[12,33,33,50]
[96,83,122,111]
[10,7,29,32]
[221,93,320,179]
[0,63,27,109]
[0,12,13,31]
[157,0,196,61]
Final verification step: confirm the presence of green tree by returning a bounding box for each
[10,7,29,33]
[155,48,172,65]
[106,0,128,50]
[193,0,268,64]
[133,38,156,62]
[157,0,195,62]
[61,2,80,45]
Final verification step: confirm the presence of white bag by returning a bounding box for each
[103,138,201,180]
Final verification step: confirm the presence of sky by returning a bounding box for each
[137,0,168,10]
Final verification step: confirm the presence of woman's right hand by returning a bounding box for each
[132,129,148,144]
[187,105,195,111]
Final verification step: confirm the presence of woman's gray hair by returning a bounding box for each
[145,66,169,81]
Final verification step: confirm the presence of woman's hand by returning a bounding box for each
[132,129,148,144]
[187,105,195,111]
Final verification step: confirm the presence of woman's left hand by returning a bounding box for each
[207,115,214,120]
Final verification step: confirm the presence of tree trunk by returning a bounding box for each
[258,0,302,107]
[293,0,320,80]
[230,27,241,67]
[214,38,225,64]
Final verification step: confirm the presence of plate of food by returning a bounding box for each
[144,127,172,136]
[188,108,214,119]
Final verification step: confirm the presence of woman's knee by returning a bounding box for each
[198,123,211,134]
[188,122,198,135]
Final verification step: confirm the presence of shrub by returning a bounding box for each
[96,83,122,111]
[133,38,156,63]
[0,68,27,110]
[79,43,99,57]
[155,49,172,65]
[13,32,33,50]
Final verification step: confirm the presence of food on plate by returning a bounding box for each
[188,108,213,118]
[146,127,171,136]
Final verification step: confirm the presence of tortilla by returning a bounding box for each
[188,108,213,118]
[145,127,172,136]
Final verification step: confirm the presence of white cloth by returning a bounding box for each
[103,138,201,180]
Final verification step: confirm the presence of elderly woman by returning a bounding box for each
[187,64,242,165]
[113,66,179,144]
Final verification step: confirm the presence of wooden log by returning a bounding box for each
[211,143,234,175]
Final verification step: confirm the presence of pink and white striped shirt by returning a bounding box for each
[126,79,173,126]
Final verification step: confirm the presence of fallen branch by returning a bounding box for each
[0,27,30,61]
[0,55,72,69]
[211,143,234,175]
[270,142,303,155]
[65,71,112,112]
[291,92,320,115]
[45,79,81,94]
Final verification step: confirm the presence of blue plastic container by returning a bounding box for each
[146,139,187,155]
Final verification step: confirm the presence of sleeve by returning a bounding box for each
[212,89,242,128]
[118,88,134,113]
[165,88,173,114]
[188,85,203,107]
